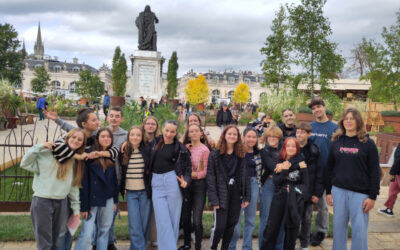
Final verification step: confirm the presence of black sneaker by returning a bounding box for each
[378,208,394,217]
[107,243,117,250]
[178,245,191,250]
[311,232,325,246]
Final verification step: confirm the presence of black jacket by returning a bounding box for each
[119,143,151,198]
[260,144,281,185]
[300,139,324,202]
[325,135,380,200]
[206,149,251,209]
[390,145,400,176]
[147,136,192,198]
[216,109,233,126]
[278,123,296,140]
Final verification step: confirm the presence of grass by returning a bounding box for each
[0,165,34,202]
[0,213,340,242]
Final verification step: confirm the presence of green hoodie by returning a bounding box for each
[20,144,80,215]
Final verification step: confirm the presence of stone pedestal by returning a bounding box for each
[126,50,164,101]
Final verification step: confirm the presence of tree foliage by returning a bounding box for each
[260,5,291,93]
[76,70,104,100]
[184,74,210,105]
[286,0,345,96]
[111,46,127,96]
[232,83,250,104]
[30,66,50,93]
[0,23,25,85]
[167,51,179,99]
[362,10,400,110]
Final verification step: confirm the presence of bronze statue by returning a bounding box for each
[135,5,159,51]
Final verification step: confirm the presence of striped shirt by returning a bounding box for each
[125,148,145,191]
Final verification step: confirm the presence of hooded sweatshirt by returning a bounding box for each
[325,134,380,200]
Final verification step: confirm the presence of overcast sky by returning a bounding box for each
[1,0,399,77]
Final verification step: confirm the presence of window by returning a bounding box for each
[72,67,80,73]
[69,82,76,93]
[228,91,234,99]
[213,76,219,84]
[52,81,61,90]
[228,77,235,84]
[212,89,220,103]
[54,65,62,72]
[244,78,251,84]
[34,64,43,68]
[249,92,252,102]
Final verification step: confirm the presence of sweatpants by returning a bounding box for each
[210,184,242,250]
[182,179,207,250]
[31,196,69,250]
[384,175,400,210]
[261,189,301,250]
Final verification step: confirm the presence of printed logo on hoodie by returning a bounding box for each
[339,147,359,154]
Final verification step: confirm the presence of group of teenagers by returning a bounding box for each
[21,97,381,250]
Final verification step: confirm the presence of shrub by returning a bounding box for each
[298,106,312,114]
[381,111,400,117]
[382,126,395,133]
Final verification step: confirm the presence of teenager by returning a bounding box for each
[325,108,380,250]
[378,146,400,217]
[20,128,87,250]
[148,120,192,250]
[186,113,214,149]
[261,137,309,250]
[278,108,296,140]
[296,122,324,249]
[229,128,263,250]
[179,124,210,250]
[207,125,250,250]
[258,126,285,250]
[216,103,233,131]
[74,128,119,250]
[308,98,338,246]
[120,126,151,250]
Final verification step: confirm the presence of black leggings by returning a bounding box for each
[182,179,207,250]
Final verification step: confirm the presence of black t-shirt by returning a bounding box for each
[245,152,256,177]
[223,153,237,178]
[153,143,175,174]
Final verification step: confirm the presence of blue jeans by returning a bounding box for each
[152,171,183,250]
[332,186,369,250]
[258,177,284,250]
[126,190,151,250]
[56,230,73,250]
[91,203,119,246]
[229,177,259,250]
[74,198,114,250]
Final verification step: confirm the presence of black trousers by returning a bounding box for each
[260,189,301,250]
[210,184,242,250]
[103,105,109,116]
[182,179,207,250]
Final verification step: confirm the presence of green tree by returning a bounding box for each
[363,10,400,110]
[76,70,105,100]
[167,51,179,99]
[287,0,345,97]
[31,66,50,93]
[260,5,291,93]
[0,23,25,85]
[111,46,127,96]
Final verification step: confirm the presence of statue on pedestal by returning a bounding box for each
[135,5,159,51]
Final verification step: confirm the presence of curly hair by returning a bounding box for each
[332,108,367,143]
[216,125,245,158]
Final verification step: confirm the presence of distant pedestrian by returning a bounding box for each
[216,103,233,131]
[103,91,110,117]
[140,96,147,111]
[36,95,47,120]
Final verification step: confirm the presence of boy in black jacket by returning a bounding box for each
[296,122,324,249]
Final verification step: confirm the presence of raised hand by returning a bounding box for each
[177,175,188,188]
[43,106,58,121]
[43,142,56,150]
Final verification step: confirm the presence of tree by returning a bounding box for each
[348,38,373,77]
[76,69,105,100]
[167,51,179,99]
[363,10,400,110]
[287,0,345,97]
[31,66,50,93]
[260,5,291,93]
[111,46,127,96]
[232,83,250,104]
[184,74,210,105]
[0,23,25,85]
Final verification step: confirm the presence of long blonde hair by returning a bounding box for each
[332,108,367,143]
[56,128,87,187]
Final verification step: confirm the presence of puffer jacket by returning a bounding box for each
[206,149,251,209]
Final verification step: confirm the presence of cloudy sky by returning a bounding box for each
[1,0,399,77]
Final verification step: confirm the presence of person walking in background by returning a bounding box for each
[149,99,158,115]
[216,103,233,131]
[36,94,47,120]
[103,91,110,117]
[325,108,380,250]
[378,145,400,217]
[140,96,147,111]
[308,98,338,246]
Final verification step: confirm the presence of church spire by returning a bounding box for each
[34,22,44,60]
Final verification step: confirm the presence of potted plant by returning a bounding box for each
[381,110,400,132]
[111,46,127,107]
[296,106,314,123]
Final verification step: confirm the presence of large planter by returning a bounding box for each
[79,98,89,105]
[167,99,180,109]
[296,113,314,123]
[110,96,125,107]
[382,115,400,132]
[196,103,205,111]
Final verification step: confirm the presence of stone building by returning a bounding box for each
[18,23,112,99]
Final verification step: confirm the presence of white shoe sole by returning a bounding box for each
[377,209,394,217]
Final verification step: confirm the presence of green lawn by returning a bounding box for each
[0,166,33,201]
[0,213,339,242]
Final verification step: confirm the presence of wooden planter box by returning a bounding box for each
[296,113,314,123]
[110,96,125,107]
[382,115,400,132]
